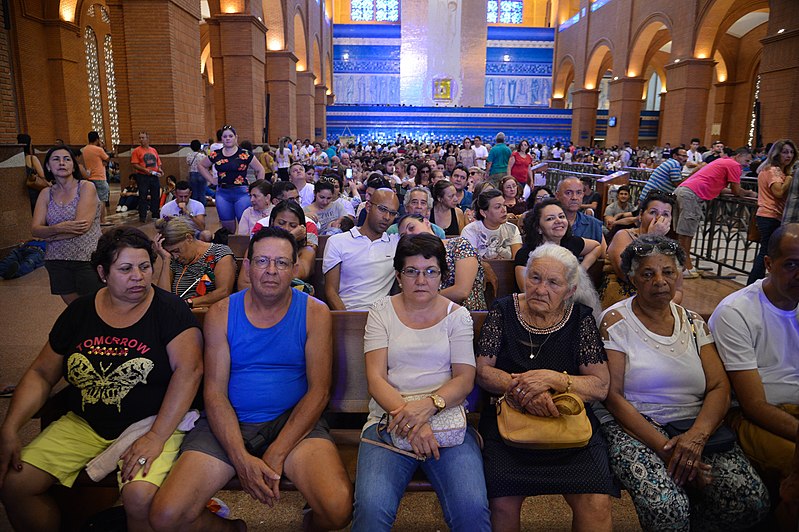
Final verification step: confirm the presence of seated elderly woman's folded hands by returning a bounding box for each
[662,429,713,487]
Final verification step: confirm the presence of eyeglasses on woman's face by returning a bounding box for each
[400,267,441,278]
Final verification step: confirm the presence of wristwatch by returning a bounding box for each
[430,394,446,413]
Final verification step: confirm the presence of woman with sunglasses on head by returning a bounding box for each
[597,235,769,531]
[600,190,683,309]
[352,233,491,532]
[198,125,265,232]
[514,199,601,291]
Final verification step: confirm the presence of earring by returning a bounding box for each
[398,282,403,289]
[101,278,107,283]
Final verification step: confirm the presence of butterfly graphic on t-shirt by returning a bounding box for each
[67,353,154,412]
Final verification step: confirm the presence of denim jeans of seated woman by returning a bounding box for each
[352,425,491,532]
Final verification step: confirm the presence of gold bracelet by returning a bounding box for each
[563,371,573,393]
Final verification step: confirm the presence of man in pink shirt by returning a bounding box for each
[675,147,757,276]
[81,131,111,225]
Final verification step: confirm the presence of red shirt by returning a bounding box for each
[510,151,532,185]
[131,146,162,175]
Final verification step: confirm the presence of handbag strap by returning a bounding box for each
[360,437,425,460]
[683,307,701,356]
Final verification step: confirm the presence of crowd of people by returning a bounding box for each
[2,127,799,531]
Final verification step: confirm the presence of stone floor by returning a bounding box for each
[2,183,756,530]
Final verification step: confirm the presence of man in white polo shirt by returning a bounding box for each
[323,188,400,310]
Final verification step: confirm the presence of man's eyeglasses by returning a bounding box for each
[420,169,431,173]
[631,240,679,257]
[535,194,551,201]
[371,203,399,217]
[400,267,441,278]
[250,256,293,271]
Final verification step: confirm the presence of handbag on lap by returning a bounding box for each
[495,392,592,449]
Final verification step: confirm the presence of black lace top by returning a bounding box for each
[477,294,606,374]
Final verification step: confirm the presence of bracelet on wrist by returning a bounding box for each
[563,371,573,393]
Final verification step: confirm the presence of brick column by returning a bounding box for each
[207,13,267,143]
[660,58,714,146]
[570,89,599,146]
[314,85,328,141]
[295,71,316,141]
[710,81,736,143]
[605,78,646,147]
[107,0,204,143]
[46,24,90,143]
[758,26,799,143]
[266,51,298,143]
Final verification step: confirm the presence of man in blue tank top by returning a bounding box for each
[150,227,353,530]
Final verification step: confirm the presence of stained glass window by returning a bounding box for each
[100,6,110,24]
[487,0,523,24]
[351,0,399,22]
[86,4,95,17]
[104,35,120,148]
[84,27,105,140]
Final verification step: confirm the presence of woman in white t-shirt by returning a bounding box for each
[352,233,490,532]
[274,136,292,181]
[598,235,769,531]
[460,189,522,260]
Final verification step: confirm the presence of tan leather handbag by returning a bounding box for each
[496,393,592,449]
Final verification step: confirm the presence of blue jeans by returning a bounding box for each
[747,216,782,285]
[215,186,250,223]
[189,171,207,206]
[352,425,491,532]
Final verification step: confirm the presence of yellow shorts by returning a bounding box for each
[21,412,185,489]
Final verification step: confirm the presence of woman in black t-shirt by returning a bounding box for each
[0,227,202,531]
[514,199,601,291]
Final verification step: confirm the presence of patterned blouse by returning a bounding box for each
[169,243,233,299]
[45,181,102,261]
[444,237,486,311]
[208,147,253,187]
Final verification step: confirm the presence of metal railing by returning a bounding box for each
[543,163,759,277]
[693,196,759,277]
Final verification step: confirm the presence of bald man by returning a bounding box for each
[710,223,799,478]
[322,189,400,310]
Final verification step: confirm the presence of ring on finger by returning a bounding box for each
[137,457,147,466]
[405,423,412,430]
[686,460,693,466]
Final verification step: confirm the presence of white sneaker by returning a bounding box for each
[121,206,128,212]
[682,268,700,279]
[116,206,122,212]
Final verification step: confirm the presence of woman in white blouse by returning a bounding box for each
[598,235,769,531]
[352,233,490,532]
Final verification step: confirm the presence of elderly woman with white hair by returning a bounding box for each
[476,243,618,532]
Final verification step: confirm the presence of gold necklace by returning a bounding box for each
[514,294,573,359]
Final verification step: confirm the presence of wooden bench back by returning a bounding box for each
[192,308,488,413]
